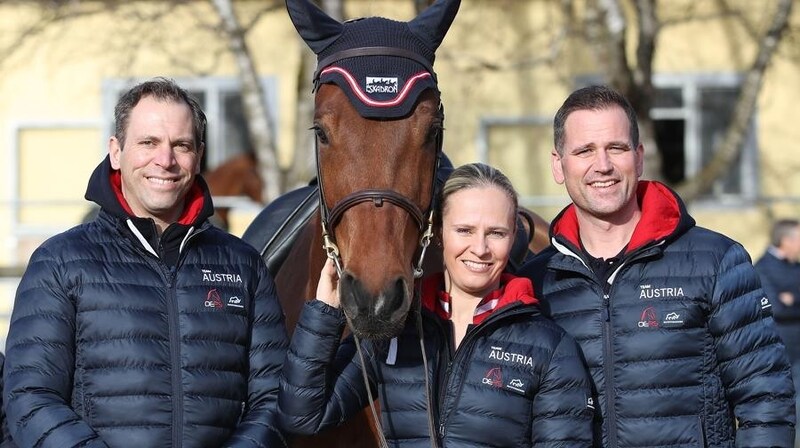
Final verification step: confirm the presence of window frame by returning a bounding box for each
[650,72,759,205]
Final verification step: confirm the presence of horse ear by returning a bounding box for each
[285,0,344,55]
[408,0,461,51]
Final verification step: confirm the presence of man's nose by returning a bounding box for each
[594,149,613,172]
[153,144,176,167]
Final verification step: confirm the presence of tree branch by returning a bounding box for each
[209,0,282,201]
[676,0,794,201]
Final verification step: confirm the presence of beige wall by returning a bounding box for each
[0,2,301,265]
[1,0,799,270]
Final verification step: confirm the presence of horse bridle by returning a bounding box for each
[313,46,443,281]
[312,46,443,448]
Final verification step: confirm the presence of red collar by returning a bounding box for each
[421,273,538,325]
[110,170,205,225]
[552,181,681,254]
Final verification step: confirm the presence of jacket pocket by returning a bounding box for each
[698,416,707,447]
[237,401,246,424]
[72,354,90,422]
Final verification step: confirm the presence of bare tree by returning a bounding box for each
[583,0,661,181]
[209,0,283,202]
[2,0,796,204]
[584,0,793,201]
[0,1,121,73]
[287,0,345,190]
[675,0,794,200]
[455,0,795,203]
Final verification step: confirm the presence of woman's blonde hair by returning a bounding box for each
[435,162,518,229]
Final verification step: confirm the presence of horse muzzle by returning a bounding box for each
[339,272,411,339]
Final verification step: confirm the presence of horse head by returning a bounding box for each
[287,0,460,339]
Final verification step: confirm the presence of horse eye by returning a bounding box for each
[426,123,443,145]
[311,125,329,145]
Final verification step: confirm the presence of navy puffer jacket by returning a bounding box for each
[520,181,795,448]
[4,157,289,448]
[755,250,800,361]
[279,275,594,447]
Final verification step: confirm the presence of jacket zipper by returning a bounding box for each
[166,265,182,448]
[134,242,183,448]
[123,221,209,448]
[601,291,618,448]
[165,226,206,448]
[435,307,534,440]
[434,318,451,440]
[597,249,659,448]
[551,241,663,448]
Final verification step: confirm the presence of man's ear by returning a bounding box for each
[635,143,644,178]
[551,149,565,185]
[109,136,122,170]
[195,143,205,174]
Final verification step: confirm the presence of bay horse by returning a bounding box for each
[203,152,264,230]
[245,0,547,446]
[278,1,457,446]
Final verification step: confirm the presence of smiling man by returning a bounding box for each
[520,85,795,447]
[4,78,288,448]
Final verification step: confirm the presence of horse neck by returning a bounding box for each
[204,153,263,200]
[274,212,327,336]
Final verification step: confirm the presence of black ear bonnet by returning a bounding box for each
[286,0,460,119]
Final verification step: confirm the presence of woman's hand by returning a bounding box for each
[316,258,340,307]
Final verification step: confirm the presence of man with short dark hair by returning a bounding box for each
[521,84,795,447]
[756,218,800,447]
[4,78,288,448]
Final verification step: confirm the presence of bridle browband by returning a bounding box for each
[327,189,427,231]
[312,45,443,448]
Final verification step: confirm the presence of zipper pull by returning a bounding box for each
[601,294,610,321]
[166,266,176,288]
[439,422,446,438]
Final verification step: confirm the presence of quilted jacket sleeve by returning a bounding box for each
[278,300,373,435]
[530,331,594,447]
[4,245,110,448]
[225,261,290,448]
[755,259,800,322]
[710,243,795,447]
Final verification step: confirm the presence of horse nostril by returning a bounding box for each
[375,277,408,319]
[339,273,368,316]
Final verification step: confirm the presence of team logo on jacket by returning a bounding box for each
[482,367,503,388]
[205,289,224,308]
[637,306,659,328]
[506,378,525,393]
[488,346,534,367]
[202,268,243,283]
[662,311,684,326]
[639,284,685,300]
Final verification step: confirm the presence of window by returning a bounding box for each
[102,77,279,172]
[650,74,758,201]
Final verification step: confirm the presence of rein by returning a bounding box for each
[313,46,443,448]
